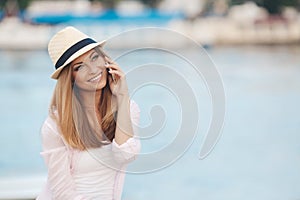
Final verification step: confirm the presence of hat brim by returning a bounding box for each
[51,40,106,79]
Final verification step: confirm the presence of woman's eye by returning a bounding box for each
[91,54,99,62]
[74,65,83,71]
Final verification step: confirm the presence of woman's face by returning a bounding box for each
[71,48,108,91]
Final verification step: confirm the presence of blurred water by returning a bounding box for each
[0,45,299,199]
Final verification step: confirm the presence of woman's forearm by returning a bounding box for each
[114,95,134,145]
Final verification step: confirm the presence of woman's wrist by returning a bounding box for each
[116,93,130,105]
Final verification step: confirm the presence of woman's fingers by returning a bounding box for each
[105,62,124,81]
[106,63,120,71]
[108,69,124,79]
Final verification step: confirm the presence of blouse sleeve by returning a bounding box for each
[111,100,141,164]
[40,116,87,200]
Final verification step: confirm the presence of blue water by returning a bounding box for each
[0,45,299,199]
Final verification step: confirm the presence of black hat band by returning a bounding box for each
[55,38,97,69]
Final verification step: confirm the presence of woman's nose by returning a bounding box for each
[87,64,98,74]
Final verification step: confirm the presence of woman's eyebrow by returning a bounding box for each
[89,51,97,58]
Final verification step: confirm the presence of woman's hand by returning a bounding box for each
[105,59,129,99]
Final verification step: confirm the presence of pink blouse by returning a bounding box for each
[36,101,141,200]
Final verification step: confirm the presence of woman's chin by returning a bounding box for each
[89,80,107,91]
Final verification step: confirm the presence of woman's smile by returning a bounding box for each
[88,71,103,83]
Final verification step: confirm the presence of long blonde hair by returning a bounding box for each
[50,47,117,150]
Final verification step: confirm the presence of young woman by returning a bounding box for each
[37,26,141,200]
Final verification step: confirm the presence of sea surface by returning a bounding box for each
[0,45,299,200]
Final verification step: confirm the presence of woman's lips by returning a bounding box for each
[88,71,103,83]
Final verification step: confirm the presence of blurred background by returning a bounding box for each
[0,0,300,199]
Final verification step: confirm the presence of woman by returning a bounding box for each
[37,26,141,200]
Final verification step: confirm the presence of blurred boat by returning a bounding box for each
[24,0,183,25]
[0,0,299,50]
[0,17,50,50]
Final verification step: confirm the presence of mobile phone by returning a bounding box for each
[105,64,115,83]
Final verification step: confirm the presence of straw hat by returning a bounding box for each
[48,26,106,79]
